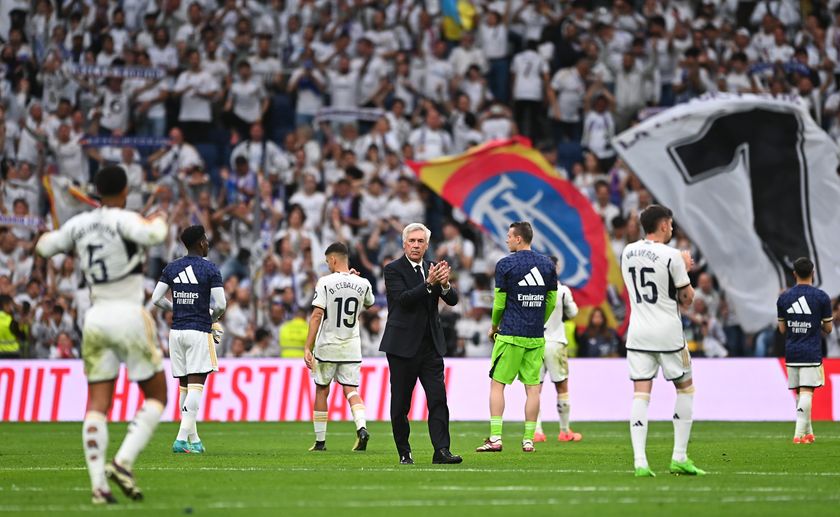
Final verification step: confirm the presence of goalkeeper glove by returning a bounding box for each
[211,322,224,345]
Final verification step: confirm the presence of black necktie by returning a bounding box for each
[414,264,425,285]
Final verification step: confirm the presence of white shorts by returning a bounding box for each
[540,340,569,383]
[787,365,824,389]
[82,303,163,383]
[627,348,692,382]
[312,361,361,387]
[169,329,219,378]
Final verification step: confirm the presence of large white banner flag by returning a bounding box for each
[613,94,840,333]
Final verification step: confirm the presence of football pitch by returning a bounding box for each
[1,421,838,516]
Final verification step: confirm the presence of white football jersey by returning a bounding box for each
[36,207,167,305]
[311,272,375,362]
[544,283,578,344]
[621,239,690,352]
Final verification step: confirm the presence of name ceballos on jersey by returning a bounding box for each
[517,293,545,307]
[174,291,200,305]
[328,282,367,297]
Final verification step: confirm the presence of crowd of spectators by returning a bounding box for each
[1,0,839,361]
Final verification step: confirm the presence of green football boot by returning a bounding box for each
[634,467,656,477]
[669,458,707,476]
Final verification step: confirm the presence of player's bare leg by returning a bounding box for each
[631,379,654,476]
[669,377,705,475]
[794,387,815,443]
[477,380,505,452]
[310,383,330,451]
[107,372,168,500]
[174,373,208,453]
[522,383,541,452]
[84,380,118,504]
[344,385,369,451]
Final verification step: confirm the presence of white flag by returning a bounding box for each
[613,94,840,332]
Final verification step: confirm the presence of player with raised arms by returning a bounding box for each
[776,257,833,444]
[151,225,226,453]
[476,221,557,453]
[304,242,375,452]
[36,165,169,504]
[621,204,705,477]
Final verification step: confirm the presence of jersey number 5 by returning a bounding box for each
[87,244,109,283]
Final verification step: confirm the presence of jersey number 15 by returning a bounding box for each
[628,266,658,304]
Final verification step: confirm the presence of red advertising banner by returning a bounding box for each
[1,358,838,422]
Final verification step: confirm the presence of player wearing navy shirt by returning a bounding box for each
[152,226,226,454]
[776,257,833,444]
[476,222,557,454]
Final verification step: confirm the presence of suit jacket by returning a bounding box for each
[379,255,459,358]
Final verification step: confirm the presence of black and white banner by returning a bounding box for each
[613,94,840,332]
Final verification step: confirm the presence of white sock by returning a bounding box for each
[115,400,164,470]
[177,386,188,441]
[351,403,366,430]
[630,393,650,469]
[177,384,203,442]
[795,392,813,437]
[557,393,571,433]
[672,386,695,462]
[346,391,366,430]
[313,410,327,442]
[795,393,813,435]
[535,411,543,434]
[83,411,108,491]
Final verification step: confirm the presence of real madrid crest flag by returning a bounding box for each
[409,137,626,328]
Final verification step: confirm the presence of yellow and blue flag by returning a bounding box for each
[441,0,476,40]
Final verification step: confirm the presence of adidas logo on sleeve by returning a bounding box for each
[172,265,199,285]
[518,266,545,287]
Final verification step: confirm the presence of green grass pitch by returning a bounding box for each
[1,421,839,516]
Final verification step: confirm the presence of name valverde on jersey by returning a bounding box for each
[311,272,375,363]
[621,239,690,353]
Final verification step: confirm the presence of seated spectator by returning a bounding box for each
[578,308,622,357]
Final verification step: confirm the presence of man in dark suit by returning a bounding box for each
[379,223,462,465]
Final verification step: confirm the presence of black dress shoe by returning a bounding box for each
[432,448,463,464]
[399,452,414,465]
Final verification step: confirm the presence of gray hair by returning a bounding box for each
[402,222,431,243]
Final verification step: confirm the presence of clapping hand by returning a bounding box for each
[427,261,451,286]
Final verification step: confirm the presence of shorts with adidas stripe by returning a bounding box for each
[169,329,219,378]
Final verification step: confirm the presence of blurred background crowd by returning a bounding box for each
[1,0,839,362]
